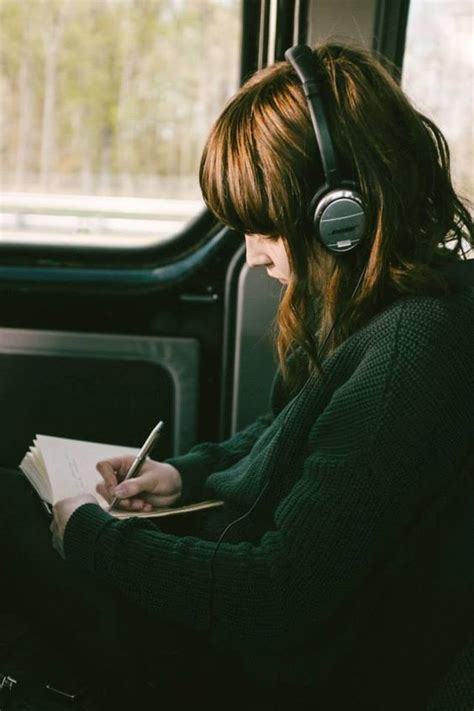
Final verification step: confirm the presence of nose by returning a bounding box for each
[245,234,270,268]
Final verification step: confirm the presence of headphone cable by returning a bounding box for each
[207,263,367,633]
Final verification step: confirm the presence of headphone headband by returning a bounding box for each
[285,45,340,188]
[284,44,366,253]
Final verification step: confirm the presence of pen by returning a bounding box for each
[108,420,164,511]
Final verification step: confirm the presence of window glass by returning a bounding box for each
[402,0,473,206]
[0,0,241,243]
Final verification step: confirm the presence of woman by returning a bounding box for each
[2,43,473,710]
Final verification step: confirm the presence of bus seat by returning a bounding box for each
[426,442,474,710]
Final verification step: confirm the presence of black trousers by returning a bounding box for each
[0,468,271,711]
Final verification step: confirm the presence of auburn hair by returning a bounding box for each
[199,43,473,395]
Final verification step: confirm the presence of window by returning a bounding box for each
[0,0,242,245]
[402,0,473,206]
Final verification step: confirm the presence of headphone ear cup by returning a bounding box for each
[310,184,366,253]
[309,182,329,236]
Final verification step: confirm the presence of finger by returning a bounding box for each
[96,456,136,483]
[114,495,153,512]
[117,497,145,511]
[114,492,177,511]
[95,461,119,489]
[113,469,158,499]
[140,492,178,508]
[52,535,64,558]
[49,519,63,556]
[111,495,164,513]
[114,497,138,510]
[96,481,112,502]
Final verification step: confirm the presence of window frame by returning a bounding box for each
[373,0,411,73]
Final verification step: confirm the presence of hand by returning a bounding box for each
[96,456,182,512]
[50,494,98,558]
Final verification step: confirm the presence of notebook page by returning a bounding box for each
[20,447,53,502]
[35,435,140,506]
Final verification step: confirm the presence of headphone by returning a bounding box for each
[284,45,366,253]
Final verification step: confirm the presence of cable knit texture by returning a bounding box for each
[64,286,474,710]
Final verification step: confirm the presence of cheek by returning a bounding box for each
[274,246,291,276]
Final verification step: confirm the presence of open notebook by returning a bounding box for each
[19,434,223,519]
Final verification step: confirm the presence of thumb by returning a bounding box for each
[114,470,156,499]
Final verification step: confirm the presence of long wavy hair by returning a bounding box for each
[199,43,473,394]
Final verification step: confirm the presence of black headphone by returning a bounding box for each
[285,45,366,253]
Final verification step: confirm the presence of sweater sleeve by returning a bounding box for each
[165,410,275,503]
[165,367,289,503]
[61,450,419,656]
[63,294,473,659]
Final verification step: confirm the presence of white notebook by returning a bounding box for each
[19,434,223,519]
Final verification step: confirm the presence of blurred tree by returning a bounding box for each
[40,0,68,188]
[14,3,33,188]
[0,0,241,199]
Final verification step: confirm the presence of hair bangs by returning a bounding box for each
[199,78,303,237]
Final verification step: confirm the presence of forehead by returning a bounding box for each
[246,233,282,243]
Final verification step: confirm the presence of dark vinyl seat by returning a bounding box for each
[426,442,474,711]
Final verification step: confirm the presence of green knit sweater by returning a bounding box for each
[64,286,474,709]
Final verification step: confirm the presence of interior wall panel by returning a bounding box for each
[0,328,199,468]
